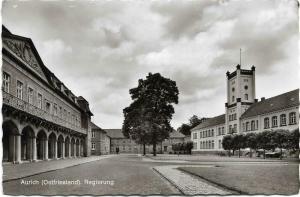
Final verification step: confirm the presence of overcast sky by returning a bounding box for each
[2,0,299,129]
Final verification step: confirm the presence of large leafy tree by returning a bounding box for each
[178,115,207,136]
[122,73,179,156]
[271,129,289,159]
[245,133,258,158]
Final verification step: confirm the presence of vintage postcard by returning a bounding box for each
[1,0,299,196]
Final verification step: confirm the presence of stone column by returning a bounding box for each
[69,142,72,158]
[44,139,49,160]
[62,142,65,159]
[74,142,77,158]
[54,140,58,159]
[14,134,22,164]
[32,137,37,162]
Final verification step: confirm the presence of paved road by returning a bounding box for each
[3,154,180,195]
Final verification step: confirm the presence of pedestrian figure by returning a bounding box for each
[116,147,119,154]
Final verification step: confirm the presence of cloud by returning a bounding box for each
[2,0,298,129]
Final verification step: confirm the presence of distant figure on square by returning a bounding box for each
[116,147,119,154]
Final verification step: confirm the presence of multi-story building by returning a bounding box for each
[91,122,110,155]
[105,129,186,154]
[2,26,93,164]
[191,65,299,154]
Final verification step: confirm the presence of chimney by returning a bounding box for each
[261,97,265,101]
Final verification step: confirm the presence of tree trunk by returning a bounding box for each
[250,148,252,158]
[280,147,283,160]
[153,142,156,156]
[239,148,241,158]
[263,149,265,159]
[228,150,231,157]
[143,143,146,156]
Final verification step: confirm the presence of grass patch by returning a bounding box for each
[179,164,299,195]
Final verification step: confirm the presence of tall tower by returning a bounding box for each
[225,65,256,134]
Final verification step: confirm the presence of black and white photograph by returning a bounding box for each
[1,0,299,195]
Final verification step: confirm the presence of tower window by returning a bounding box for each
[245,94,248,100]
[232,87,235,92]
[244,85,248,90]
[232,96,235,102]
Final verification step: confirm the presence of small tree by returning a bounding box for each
[232,134,246,157]
[271,129,289,159]
[287,129,299,151]
[257,130,273,159]
[245,132,258,158]
[185,141,194,155]
[222,135,233,157]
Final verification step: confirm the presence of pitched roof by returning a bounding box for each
[104,129,125,138]
[191,114,225,131]
[91,122,106,133]
[104,129,186,139]
[241,89,299,119]
[169,130,186,138]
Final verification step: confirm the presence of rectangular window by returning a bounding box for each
[91,143,95,150]
[222,127,225,135]
[234,124,237,133]
[45,100,51,113]
[264,118,270,129]
[2,72,10,93]
[272,116,278,127]
[16,80,23,99]
[289,112,296,125]
[37,93,42,109]
[28,87,34,105]
[53,103,58,116]
[92,131,95,138]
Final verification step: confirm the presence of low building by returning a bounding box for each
[91,122,110,155]
[191,65,299,154]
[105,129,187,154]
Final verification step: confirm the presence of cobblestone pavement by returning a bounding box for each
[3,155,115,182]
[154,165,234,195]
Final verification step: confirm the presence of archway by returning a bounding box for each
[76,139,80,157]
[48,133,57,159]
[21,126,35,161]
[57,135,64,158]
[65,136,70,157]
[37,130,47,160]
[2,120,19,162]
[71,138,75,157]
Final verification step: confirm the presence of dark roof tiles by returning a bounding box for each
[241,89,299,119]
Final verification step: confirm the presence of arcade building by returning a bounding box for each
[2,26,93,164]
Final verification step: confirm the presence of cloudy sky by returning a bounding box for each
[2,0,299,129]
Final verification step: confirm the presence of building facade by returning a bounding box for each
[191,65,299,154]
[2,26,93,164]
[105,129,186,154]
[91,122,110,155]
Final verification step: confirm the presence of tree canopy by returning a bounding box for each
[122,73,179,156]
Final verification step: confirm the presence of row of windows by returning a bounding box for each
[194,140,224,150]
[264,113,297,129]
[3,72,81,127]
[199,140,215,149]
[232,93,249,103]
[217,127,225,136]
[243,120,259,132]
[228,113,237,121]
[228,124,237,134]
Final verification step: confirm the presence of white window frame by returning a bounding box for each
[16,80,23,100]
[289,112,296,125]
[2,72,10,93]
[91,142,96,150]
[37,93,42,109]
[27,86,34,105]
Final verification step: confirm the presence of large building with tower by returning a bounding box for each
[191,65,299,154]
[2,26,93,164]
